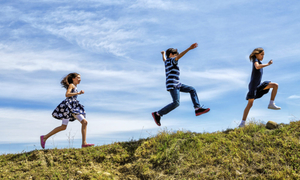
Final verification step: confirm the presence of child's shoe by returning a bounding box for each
[40,135,45,149]
[239,120,246,128]
[152,112,161,126]
[268,103,281,110]
[82,144,95,148]
[195,107,210,116]
[239,124,245,128]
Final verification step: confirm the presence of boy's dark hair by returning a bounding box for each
[166,48,179,58]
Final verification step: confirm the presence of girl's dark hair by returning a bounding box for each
[60,72,80,89]
[249,47,264,61]
[166,48,179,58]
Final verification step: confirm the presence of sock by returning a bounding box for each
[195,107,200,110]
[269,100,274,105]
[156,112,161,116]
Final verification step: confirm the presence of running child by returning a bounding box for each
[152,43,210,126]
[40,73,94,148]
[239,48,281,127]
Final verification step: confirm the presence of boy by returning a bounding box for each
[152,43,210,126]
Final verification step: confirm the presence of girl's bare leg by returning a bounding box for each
[44,125,67,142]
[242,99,254,121]
[239,99,254,127]
[81,119,88,145]
[263,82,278,101]
[264,82,280,109]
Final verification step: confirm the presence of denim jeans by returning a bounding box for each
[158,84,200,116]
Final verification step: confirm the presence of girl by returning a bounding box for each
[239,48,281,127]
[40,73,94,148]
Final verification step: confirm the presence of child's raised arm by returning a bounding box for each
[254,60,273,70]
[175,43,198,61]
[161,51,166,62]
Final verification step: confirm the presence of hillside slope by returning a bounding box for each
[1,121,300,179]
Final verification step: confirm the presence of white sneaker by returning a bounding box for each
[238,121,246,128]
[239,123,245,128]
[268,103,281,110]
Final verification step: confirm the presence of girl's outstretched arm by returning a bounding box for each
[254,60,273,69]
[65,84,84,97]
[161,51,166,62]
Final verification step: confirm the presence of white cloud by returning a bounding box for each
[15,5,156,56]
[288,95,300,99]
[129,0,192,11]
[0,107,164,144]
[0,52,79,72]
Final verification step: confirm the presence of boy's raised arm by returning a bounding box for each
[161,51,166,62]
[175,43,198,61]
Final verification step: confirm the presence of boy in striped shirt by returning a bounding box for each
[152,43,210,126]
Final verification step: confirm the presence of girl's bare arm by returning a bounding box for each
[254,60,273,70]
[65,84,84,97]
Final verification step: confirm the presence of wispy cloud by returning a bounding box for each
[12,4,159,56]
[0,107,161,144]
[288,95,300,99]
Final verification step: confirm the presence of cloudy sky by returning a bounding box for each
[1,0,300,154]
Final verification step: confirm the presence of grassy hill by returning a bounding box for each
[1,120,300,179]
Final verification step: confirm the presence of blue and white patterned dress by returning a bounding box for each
[52,87,86,121]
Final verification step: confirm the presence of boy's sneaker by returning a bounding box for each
[152,112,161,126]
[195,107,210,116]
[268,103,281,110]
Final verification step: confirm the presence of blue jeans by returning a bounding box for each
[158,84,201,116]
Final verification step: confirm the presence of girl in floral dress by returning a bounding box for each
[40,73,94,148]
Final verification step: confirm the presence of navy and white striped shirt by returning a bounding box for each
[165,57,181,90]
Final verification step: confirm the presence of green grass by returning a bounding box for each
[1,120,300,179]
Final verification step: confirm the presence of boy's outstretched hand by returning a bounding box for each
[189,43,198,50]
[175,42,198,61]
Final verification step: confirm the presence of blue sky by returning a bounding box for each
[1,0,300,154]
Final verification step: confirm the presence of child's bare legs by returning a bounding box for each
[81,119,88,145]
[263,82,278,101]
[41,115,93,148]
[44,125,67,142]
[240,99,254,127]
[264,82,280,109]
[242,99,254,121]
[80,118,94,147]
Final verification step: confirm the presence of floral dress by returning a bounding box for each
[52,87,86,121]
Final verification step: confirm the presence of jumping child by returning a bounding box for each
[239,48,281,127]
[40,73,94,148]
[152,43,210,126]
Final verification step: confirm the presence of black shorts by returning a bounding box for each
[246,81,270,100]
